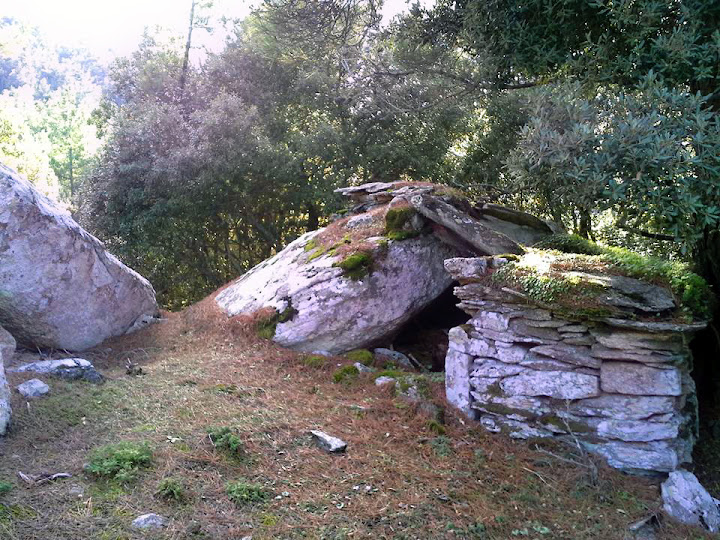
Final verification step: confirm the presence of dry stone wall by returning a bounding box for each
[444,256,705,474]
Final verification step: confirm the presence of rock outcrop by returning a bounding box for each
[0,325,14,434]
[216,182,556,354]
[662,470,720,532]
[444,254,705,474]
[0,162,158,351]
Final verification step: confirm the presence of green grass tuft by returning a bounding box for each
[256,304,297,339]
[86,441,153,483]
[333,365,360,384]
[156,477,187,502]
[303,355,327,368]
[226,479,270,505]
[384,207,420,241]
[0,481,12,496]
[207,426,247,461]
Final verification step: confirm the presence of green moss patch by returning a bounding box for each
[333,365,360,384]
[384,206,420,241]
[345,349,374,364]
[530,234,712,319]
[333,251,373,280]
[256,304,297,339]
[86,441,153,483]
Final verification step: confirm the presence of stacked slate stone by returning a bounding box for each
[444,256,706,474]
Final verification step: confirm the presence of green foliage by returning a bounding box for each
[0,481,12,496]
[156,478,187,502]
[384,207,420,241]
[344,349,374,364]
[427,420,446,435]
[332,365,359,384]
[374,370,404,380]
[534,234,604,256]
[333,251,373,280]
[226,479,270,505]
[207,427,247,461]
[86,441,153,483]
[492,264,574,304]
[303,355,327,368]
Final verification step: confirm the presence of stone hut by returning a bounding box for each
[444,253,707,474]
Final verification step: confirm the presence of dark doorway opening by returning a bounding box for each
[386,283,470,372]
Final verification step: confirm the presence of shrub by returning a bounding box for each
[533,234,605,255]
[333,365,359,384]
[226,479,269,505]
[0,481,12,496]
[86,441,153,482]
[207,426,246,461]
[156,477,186,502]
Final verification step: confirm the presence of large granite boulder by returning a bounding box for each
[0,325,15,434]
[0,163,158,351]
[216,182,556,354]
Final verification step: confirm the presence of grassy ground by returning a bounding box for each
[0,298,714,540]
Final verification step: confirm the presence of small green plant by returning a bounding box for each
[430,435,453,457]
[384,206,420,241]
[303,355,326,368]
[427,420,446,435]
[534,234,605,255]
[86,441,153,483]
[333,365,359,384]
[345,349,373,364]
[0,481,12,496]
[374,369,405,380]
[207,426,246,461]
[156,477,186,502]
[226,479,269,505]
[333,251,373,280]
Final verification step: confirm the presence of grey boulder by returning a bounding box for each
[17,379,49,398]
[310,430,348,453]
[662,470,720,532]
[0,162,158,351]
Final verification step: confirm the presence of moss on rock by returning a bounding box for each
[333,251,373,280]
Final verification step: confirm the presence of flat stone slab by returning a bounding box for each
[375,376,397,386]
[500,370,600,400]
[310,430,347,453]
[600,362,681,396]
[17,379,49,398]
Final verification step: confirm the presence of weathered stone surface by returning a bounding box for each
[445,349,473,416]
[0,163,158,351]
[310,430,347,453]
[596,418,680,442]
[16,379,49,398]
[501,371,600,399]
[604,318,707,334]
[443,257,489,281]
[373,348,412,368]
[353,362,375,373]
[131,513,168,530]
[601,362,682,396]
[0,325,14,435]
[569,395,676,420]
[662,470,720,533]
[494,343,529,363]
[375,376,396,386]
[471,359,525,378]
[529,344,601,368]
[586,440,682,472]
[448,326,492,357]
[9,358,104,384]
[216,231,458,354]
[564,272,676,314]
[409,193,524,255]
[592,330,682,352]
[590,344,677,363]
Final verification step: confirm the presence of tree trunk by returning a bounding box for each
[179,0,196,94]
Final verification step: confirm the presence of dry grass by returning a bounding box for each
[0,300,714,539]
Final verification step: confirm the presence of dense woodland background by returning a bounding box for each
[1,0,719,312]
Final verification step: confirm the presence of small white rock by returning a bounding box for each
[354,362,375,373]
[17,379,49,398]
[662,470,720,532]
[375,376,396,386]
[310,430,347,453]
[131,513,168,530]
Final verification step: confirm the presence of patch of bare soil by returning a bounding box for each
[0,299,711,539]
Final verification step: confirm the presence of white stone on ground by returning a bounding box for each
[17,379,49,398]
